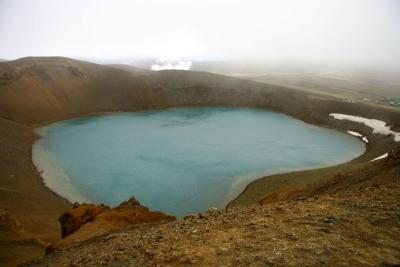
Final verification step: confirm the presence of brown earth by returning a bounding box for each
[0,57,399,266]
[0,117,70,266]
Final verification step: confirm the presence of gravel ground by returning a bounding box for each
[24,182,400,267]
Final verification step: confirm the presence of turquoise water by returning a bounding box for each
[34,108,365,217]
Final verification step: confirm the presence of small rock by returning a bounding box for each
[183,214,197,221]
[286,233,298,241]
[198,213,207,219]
[146,250,156,257]
[105,233,119,241]
[206,207,219,215]
[323,217,337,225]
[216,247,228,255]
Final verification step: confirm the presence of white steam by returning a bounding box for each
[151,59,192,71]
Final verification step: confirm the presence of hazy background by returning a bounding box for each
[1,0,400,70]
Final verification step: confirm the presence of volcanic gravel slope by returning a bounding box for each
[24,152,400,267]
[23,183,400,267]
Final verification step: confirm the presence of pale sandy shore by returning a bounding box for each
[32,139,91,204]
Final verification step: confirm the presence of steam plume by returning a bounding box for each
[151,59,192,71]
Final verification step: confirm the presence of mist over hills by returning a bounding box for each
[82,57,400,108]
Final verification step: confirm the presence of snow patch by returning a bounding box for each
[347,131,362,137]
[371,152,389,162]
[346,131,368,143]
[330,113,400,142]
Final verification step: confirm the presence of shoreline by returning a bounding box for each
[228,133,398,207]
[31,107,369,214]
[32,137,92,205]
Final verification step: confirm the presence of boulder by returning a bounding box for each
[51,197,175,251]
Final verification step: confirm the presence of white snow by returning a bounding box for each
[330,113,400,142]
[371,152,389,162]
[347,131,362,137]
[346,131,368,143]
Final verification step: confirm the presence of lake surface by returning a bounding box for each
[33,108,365,217]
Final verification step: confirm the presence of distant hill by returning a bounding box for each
[1,57,398,126]
[0,56,157,123]
[0,56,293,124]
[107,64,152,75]
[190,61,400,107]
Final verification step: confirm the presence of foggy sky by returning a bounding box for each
[1,0,399,68]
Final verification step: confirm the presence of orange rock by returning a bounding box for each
[59,203,109,238]
[51,197,175,252]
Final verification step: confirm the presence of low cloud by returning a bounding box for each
[151,59,192,71]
